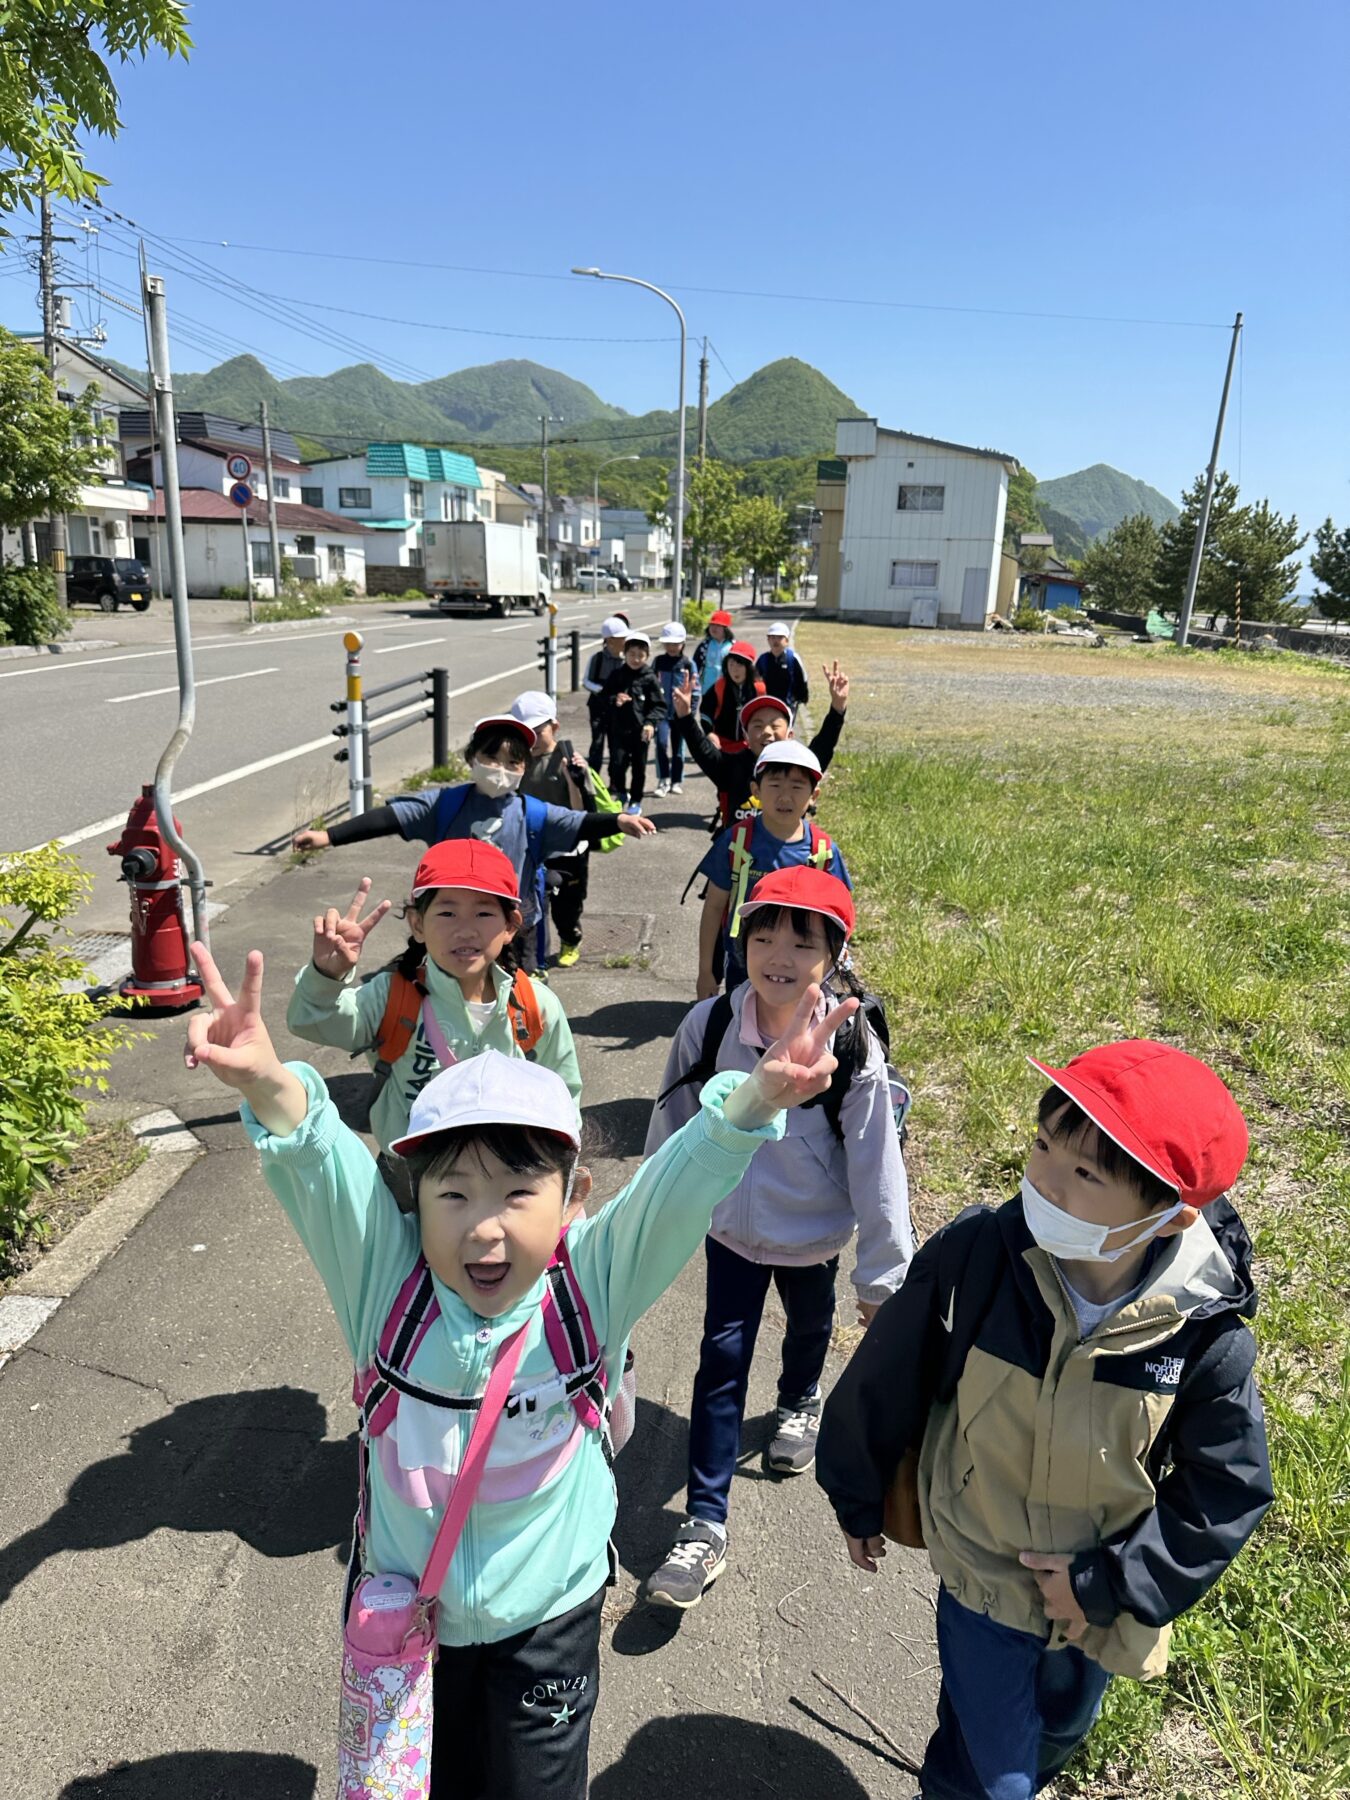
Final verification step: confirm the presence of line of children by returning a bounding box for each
[651,620,699,797]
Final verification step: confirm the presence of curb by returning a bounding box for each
[0,637,119,661]
[0,1106,204,1369]
[244,613,353,635]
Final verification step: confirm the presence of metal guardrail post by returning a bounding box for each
[344,631,366,817]
[432,667,449,768]
[544,599,559,702]
[570,629,581,693]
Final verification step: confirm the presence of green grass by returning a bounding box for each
[827,693,1350,1798]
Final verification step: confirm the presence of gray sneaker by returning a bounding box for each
[644,1520,727,1610]
[766,1393,822,1474]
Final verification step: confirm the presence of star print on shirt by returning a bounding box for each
[550,1703,575,1729]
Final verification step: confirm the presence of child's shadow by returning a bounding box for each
[0,1387,355,1611]
[593,1714,870,1799]
[60,1751,317,1798]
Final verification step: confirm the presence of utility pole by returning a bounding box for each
[539,414,559,579]
[259,400,283,597]
[39,190,72,609]
[1177,311,1243,647]
[693,337,710,601]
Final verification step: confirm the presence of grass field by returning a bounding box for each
[798,624,1350,1799]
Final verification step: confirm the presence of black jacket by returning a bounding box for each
[600,663,664,736]
[677,704,845,821]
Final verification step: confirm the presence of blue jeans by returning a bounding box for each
[655,715,683,783]
[921,1589,1112,1800]
[686,1236,838,1526]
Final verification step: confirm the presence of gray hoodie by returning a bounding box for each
[645,985,913,1303]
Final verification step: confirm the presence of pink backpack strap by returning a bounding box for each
[419,993,459,1071]
[541,1230,608,1434]
[355,1256,442,1439]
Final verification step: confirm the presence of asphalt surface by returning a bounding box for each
[0,672,940,1798]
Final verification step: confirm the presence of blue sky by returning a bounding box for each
[6,0,1347,537]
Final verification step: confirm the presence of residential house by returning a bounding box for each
[144,489,370,596]
[833,419,1019,629]
[301,443,482,569]
[547,497,601,584]
[811,459,847,616]
[2,334,153,569]
[600,508,672,588]
[1018,541,1086,612]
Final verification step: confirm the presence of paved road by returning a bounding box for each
[2,592,679,933]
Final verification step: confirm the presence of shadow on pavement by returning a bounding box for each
[789,1694,918,1777]
[0,1387,355,1610]
[567,998,691,1051]
[582,1096,652,1162]
[60,1751,318,1798]
[591,1714,871,1798]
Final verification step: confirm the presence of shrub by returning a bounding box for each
[252,592,329,625]
[218,583,249,600]
[1012,604,1049,633]
[0,562,66,647]
[1052,604,1088,623]
[771,587,795,606]
[0,847,137,1247]
[682,598,713,635]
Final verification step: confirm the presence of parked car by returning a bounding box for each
[577,568,620,592]
[66,555,152,612]
[612,568,637,591]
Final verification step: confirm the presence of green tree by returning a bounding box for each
[1004,465,1043,548]
[1078,513,1161,615]
[1226,499,1306,624]
[0,327,102,539]
[1152,471,1244,618]
[729,494,793,602]
[0,2,192,226]
[1309,518,1350,625]
[681,457,740,593]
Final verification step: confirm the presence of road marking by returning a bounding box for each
[28,656,550,854]
[106,667,278,704]
[0,618,416,683]
[373,636,445,654]
[490,620,540,633]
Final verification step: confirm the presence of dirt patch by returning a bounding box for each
[0,1121,146,1294]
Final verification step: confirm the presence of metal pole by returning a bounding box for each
[142,268,210,949]
[432,666,449,769]
[694,337,709,601]
[240,505,254,624]
[570,628,581,693]
[260,400,283,597]
[344,632,366,817]
[39,191,70,611]
[544,601,559,703]
[570,269,687,624]
[1177,311,1243,647]
[539,414,558,577]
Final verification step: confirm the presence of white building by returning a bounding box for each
[302,444,483,569]
[600,508,672,587]
[834,418,1018,629]
[144,489,370,596]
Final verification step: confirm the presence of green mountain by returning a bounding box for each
[1036,463,1178,542]
[1038,505,1091,562]
[705,357,863,460]
[417,360,626,441]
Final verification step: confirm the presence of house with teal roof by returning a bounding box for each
[302,443,483,570]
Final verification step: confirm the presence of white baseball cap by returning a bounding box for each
[388,1047,581,1158]
[766,620,791,638]
[754,738,822,782]
[510,689,558,731]
[659,621,687,644]
[601,615,627,638]
[625,631,651,649]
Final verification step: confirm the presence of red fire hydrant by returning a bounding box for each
[107,785,204,1008]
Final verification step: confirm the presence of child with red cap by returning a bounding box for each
[817,1040,1273,1800]
[699,640,765,750]
[692,606,734,693]
[644,865,913,1610]
[286,839,581,1154]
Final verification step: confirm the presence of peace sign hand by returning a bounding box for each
[185,943,308,1136]
[673,670,695,717]
[723,983,860,1132]
[823,660,850,712]
[311,876,392,979]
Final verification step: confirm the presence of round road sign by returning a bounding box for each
[226,453,253,481]
[228,481,253,508]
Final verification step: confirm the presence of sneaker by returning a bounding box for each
[556,940,581,969]
[655,778,671,797]
[625,802,643,816]
[670,782,684,794]
[766,1393,822,1474]
[644,1521,727,1610]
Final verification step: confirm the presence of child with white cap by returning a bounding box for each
[652,620,698,796]
[582,616,630,771]
[186,936,855,1799]
[695,738,851,998]
[599,631,665,815]
[756,621,810,718]
[512,688,606,970]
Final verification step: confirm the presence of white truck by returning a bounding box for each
[423,520,550,616]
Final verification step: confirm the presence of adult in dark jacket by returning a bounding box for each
[756,622,809,716]
[601,631,665,813]
[699,640,764,748]
[675,662,850,824]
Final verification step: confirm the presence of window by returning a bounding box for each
[407,544,424,569]
[898,484,945,511]
[273,476,290,500]
[328,544,346,573]
[295,534,316,556]
[409,480,425,519]
[441,487,472,521]
[339,487,371,509]
[890,559,940,587]
[250,541,273,577]
[301,485,324,509]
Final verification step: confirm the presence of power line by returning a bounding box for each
[707,340,740,387]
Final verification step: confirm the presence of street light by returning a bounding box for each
[593,452,640,576]
[571,266,687,624]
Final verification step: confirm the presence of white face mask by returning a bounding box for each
[1020,1175,1184,1264]
[470,760,522,798]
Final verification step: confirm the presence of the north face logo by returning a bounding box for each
[1144,1356,1184,1388]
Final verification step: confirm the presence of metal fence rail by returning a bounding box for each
[330,634,449,815]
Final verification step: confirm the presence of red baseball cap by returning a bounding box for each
[1028,1040,1248,1209]
[471,713,536,750]
[709,609,733,628]
[410,839,520,903]
[739,694,791,733]
[725,640,758,668]
[739,866,855,938]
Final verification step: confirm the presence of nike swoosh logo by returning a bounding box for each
[941,1290,956,1333]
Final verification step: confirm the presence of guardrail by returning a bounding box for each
[536,626,583,698]
[330,631,449,816]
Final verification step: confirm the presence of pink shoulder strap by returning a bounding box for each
[420,993,459,1070]
[418,1322,528,1602]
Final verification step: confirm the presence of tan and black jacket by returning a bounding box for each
[817,1197,1272,1679]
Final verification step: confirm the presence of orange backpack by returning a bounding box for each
[371,961,546,1096]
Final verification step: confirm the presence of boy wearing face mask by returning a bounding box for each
[292,715,653,972]
[816,1041,1273,1800]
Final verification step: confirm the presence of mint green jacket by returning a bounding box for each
[285,955,582,1154]
[243,1062,782,1644]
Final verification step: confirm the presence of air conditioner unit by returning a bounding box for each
[292,555,321,581]
[107,518,127,540]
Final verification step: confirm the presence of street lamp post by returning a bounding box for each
[572,267,687,624]
[593,452,640,578]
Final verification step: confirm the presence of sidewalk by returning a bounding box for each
[0,687,938,1799]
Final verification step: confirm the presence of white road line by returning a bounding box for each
[28,656,549,854]
[106,667,278,704]
[373,636,445,654]
[490,620,540,633]
[0,618,415,683]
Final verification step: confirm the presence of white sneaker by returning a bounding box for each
[670,782,684,794]
[655,779,671,797]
